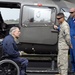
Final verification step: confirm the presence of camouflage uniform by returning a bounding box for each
[57,21,71,75]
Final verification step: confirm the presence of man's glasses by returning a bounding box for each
[70,11,75,14]
[57,17,63,20]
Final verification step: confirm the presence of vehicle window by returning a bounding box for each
[61,8,70,21]
[22,6,56,26]
[0,8,20,24]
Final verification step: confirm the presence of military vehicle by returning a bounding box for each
[0,0,75,75]
[0,0,74,54]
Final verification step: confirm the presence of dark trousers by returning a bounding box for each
[12,57,28,75]
[70,37,75,72]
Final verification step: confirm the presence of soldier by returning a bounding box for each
[54,13,72,75]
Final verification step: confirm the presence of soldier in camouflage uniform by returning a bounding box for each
[54,13,72,75]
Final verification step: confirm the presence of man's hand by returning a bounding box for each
[70,44,73,49]
[19,51,27,56]
[54,25,58,30]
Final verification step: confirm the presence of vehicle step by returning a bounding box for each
[27,69,73,74]
[27,69,59,74]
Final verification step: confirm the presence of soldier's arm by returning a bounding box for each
[64,24,72,47]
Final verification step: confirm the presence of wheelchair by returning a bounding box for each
[0,45,20,75]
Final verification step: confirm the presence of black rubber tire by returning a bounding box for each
[0,59,20,75]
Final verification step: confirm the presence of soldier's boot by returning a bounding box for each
[72,72,75,75]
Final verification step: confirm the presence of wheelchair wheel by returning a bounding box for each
[0,59,20,75]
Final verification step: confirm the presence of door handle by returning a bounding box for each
[51,29,58,33]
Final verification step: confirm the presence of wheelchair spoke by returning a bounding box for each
[0,62,18,75]
[0,66,6,75]
[0,60,20,75]
[10,68,17,75]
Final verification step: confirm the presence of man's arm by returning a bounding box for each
[64,24,72,48]
[3,39,20,57]
[54,25,60,31]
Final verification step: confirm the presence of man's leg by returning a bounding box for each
[60,50,68,75]
[20,58,28,75]
[12,57,28,75]
[70,38,75,72]
[70,48,75,72]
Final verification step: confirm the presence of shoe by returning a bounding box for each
[72,72,75,75]
[25,73,27,75]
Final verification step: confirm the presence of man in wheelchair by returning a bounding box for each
[2,26,28,75]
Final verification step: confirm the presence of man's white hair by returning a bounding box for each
[9,27,19,35]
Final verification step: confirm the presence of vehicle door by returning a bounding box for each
[19,5,58,45]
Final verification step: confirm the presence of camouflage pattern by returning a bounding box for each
[57,21,71,75]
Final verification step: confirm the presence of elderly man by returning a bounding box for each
[2,26,28,75]
[68,8,75,74]
[54,13,72,75]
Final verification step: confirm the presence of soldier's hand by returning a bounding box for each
[53,25,58,30]
[70,44,73,49]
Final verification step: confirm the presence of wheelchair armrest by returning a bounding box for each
[0,54,10,60]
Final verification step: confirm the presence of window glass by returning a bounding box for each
[63,12,70,20]
[22,6,56,26]
[0,8,20,24]
[34,8,51,22]
[61,8,70,21]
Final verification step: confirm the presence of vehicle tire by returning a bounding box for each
[0,59,20,75]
